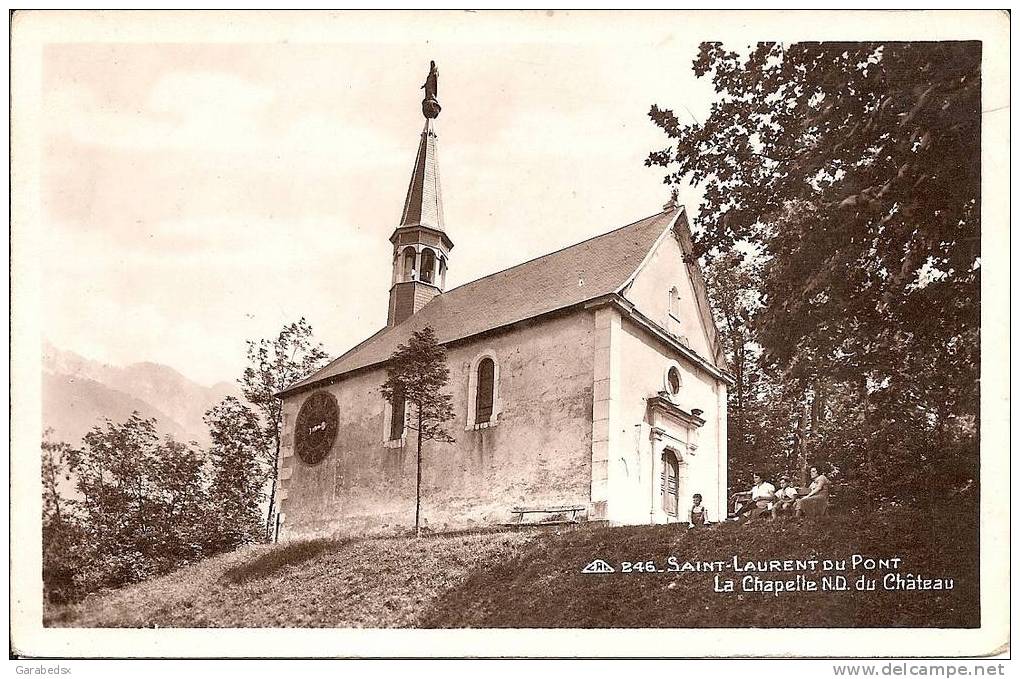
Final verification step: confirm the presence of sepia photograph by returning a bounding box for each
[9,9,1010,660]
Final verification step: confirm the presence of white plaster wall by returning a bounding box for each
[622,230,715,360]
[610,319,727,525]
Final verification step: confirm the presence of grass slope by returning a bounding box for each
[49,508,978,628]
[48,531,534,628]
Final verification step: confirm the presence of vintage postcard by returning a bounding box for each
[9,9,1010,659]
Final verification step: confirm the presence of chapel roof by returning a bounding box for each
[282,206,692,396]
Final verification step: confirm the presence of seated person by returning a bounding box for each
[730,473,775,520]
[688,493,711,528]
[794,465,831,518]
[771,475,799,519]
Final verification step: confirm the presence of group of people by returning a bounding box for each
[682,465,831,528]
[729,466,831,523]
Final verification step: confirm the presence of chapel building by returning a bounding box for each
[275,65,733,539]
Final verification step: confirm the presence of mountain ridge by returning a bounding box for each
[42,341,237,447]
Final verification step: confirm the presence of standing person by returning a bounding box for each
[771,475,799,520]
[730,473,775,520]
[795,465,831,518]
[688,493,710,528]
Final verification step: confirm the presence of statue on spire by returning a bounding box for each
[421,60,441,119]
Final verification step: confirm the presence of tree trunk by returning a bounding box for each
[265,423,281,542]
[808,380,822,475]
[795,401,810,486]
[734,338,746,460]
[859,374,875,498]
[811,380,823,427]
[927,402,949,559]
[44,459,64,525]
[415,404,423,538]
[265,474,277,542]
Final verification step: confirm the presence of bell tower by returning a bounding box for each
[387,61,454,327]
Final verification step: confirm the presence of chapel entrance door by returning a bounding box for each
[661,450,680,518]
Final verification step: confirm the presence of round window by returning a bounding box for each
[666,366,682,395]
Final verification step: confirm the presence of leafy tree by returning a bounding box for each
[380,327,455,536]
[41,428,73,526]
[205,397,269,550]
[701,250,762,463]
[40,321,330,602]
[66,414,211,590]
[41,430,83,603]
[648,39,979,376]
[239,318,329,540]
[650,42,980,505]
[702,252,810,491]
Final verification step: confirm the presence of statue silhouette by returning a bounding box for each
[422,60,439,101]
[420,61,441,119]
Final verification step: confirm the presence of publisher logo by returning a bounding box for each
[581,558,615,574]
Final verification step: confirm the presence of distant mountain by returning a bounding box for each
[42,342,237,447]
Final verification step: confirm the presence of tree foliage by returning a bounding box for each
[42,321,332,604]
[239,318,329,539]
[381,326,455,535]
[41,430,83,604]
[204,397,269,551]
[42,415,215,602]
[650,42,980,505]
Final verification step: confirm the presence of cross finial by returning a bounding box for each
[662,189,680,211]
[660,187,677,212]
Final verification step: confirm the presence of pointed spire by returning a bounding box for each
[387,63,453,327]
[398,118,445,231]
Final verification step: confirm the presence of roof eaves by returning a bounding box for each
[276,293,620,399]
[276,325,388,397]
[589,293,735,386]
[277,208,680,400]
[671,211,728,369]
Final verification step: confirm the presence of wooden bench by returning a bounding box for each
[507,505,587,526]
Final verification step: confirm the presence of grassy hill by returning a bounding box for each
[47,507,978,628]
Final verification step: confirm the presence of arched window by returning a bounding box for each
[402,248,417,281]
[475,358,495,423]
[389,388,406,440]
[467,351,501,429]
[438,255,447,287]
[420,249,436,284]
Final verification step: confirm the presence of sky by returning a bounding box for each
[36,12,721,386]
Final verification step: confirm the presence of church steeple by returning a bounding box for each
[398,118,445,232]
[387,61,454,327]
